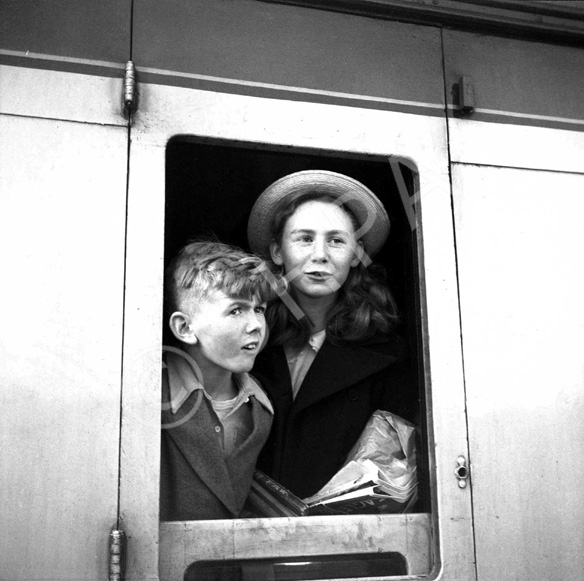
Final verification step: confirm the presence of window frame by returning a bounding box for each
[119,81,473,581]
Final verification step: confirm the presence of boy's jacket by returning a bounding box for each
[160,354,273,520]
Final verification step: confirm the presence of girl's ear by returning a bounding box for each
[270,241,284,266]
[169,311,198,345]
[351,240,364,267]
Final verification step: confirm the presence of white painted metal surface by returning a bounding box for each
[160,514,432,580]
[448,119,584,174]
[119,77,474,580]
[0,63,127,127]
[3,10,582,581]
[452,163,584,580]
[0,109,128,579]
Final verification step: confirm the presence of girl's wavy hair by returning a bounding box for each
[266,192,398,348]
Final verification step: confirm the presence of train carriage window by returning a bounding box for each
[160,137,431,579]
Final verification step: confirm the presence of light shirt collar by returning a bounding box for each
[165,350,273,415]
[284,330,327,399]
[308,329,326,352]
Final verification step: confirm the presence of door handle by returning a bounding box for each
[455,455,469,488]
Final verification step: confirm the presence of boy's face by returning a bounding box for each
[180,289,267,382]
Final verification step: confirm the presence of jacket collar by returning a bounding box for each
[259,332,400,413]
[293,339,397,412]
[166,350,273,415]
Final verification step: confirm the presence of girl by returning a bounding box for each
[248,170,416,499]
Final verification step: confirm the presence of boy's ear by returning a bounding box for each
[351,240,364,268]
[169,311,198,345]
[270,241,284,265]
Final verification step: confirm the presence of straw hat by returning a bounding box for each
[247,170,390,259]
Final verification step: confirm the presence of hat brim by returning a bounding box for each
[247,170,390,260]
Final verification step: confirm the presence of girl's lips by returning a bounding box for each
[242,342,259,351]
[306,271,330,278]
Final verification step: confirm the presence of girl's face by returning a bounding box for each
[270,200,362,301]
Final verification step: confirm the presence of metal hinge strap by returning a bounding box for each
[109,528,126,581]
[122,60,138,119]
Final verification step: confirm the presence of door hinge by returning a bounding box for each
[122,60,138,120]
[109,528,126,581]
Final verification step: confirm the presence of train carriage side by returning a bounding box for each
[1,1,583,580]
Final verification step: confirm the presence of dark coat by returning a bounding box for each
[160,376,273,521]
[252,331,417,499]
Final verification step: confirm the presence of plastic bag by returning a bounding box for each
[304,410,417,513]
[345,409,417,491]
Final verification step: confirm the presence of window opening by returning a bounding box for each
[161,137,431,576]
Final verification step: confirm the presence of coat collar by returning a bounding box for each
[294,338,397,412]
[165,350,273,415]
[258,332,401,413]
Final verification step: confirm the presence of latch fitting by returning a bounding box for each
[455,455,470,489]
[457,76,475,115]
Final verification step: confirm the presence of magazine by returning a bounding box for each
[246,411,417,517]
[308,486,418,516]
[246,470,309,517]
[304,411,418,515]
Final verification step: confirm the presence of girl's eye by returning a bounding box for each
[229,307,242,316]
[255,305,266,314]
[330,237,346,245]
[297,235,313,243]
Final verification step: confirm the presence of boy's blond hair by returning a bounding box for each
[165,241,273,314]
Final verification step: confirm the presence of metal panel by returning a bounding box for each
[0,64,127,126]
[0,113,128,579]
[452,164,584,581]
[261,0,584,45]
[443,30,584,132]
[447,118,584,174]
[132,0,445,115]
[0,0,131,63]
[120,74,474,578]
[160,514,432,580]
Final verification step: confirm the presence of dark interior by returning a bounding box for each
[164,137,429,514]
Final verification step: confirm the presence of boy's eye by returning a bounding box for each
[297,235,313,243]
[229,307,242,315]
[330,237,346,245]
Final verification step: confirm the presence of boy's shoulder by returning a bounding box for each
[161,350,205,416]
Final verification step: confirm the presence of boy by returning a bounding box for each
[160,241,274,520]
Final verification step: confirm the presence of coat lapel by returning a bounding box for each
[226,396,270,460]
[292,339,397,413]
[252,347,295,410]
[163,388,239,515]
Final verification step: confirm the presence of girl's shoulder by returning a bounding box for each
[352,328,406,356]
